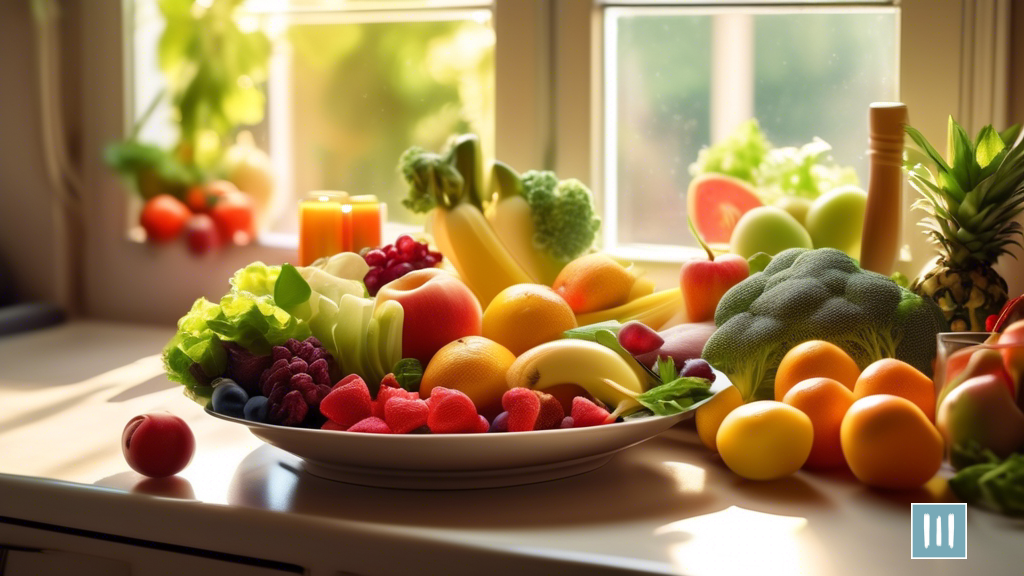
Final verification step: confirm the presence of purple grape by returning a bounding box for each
[364,249,386,267]
[364,268,382,295]
[680,358,716,382]
[618,321,665,356]
[559,416,574,429]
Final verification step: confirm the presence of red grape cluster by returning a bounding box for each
[362,235,442,295]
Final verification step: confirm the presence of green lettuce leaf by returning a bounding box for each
[230,261,281,296]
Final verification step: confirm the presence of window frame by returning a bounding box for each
[550,0,998,287]
[76,0,1008,323]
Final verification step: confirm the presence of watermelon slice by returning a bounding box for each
[687,174,763,244]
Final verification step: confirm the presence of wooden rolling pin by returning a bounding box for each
[860,102,907,276]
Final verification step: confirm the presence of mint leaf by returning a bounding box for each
[393,358,423,392]
[636,376,713,416]
[274,263,311,310]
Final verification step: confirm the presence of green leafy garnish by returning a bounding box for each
[950,450,1024,516]
[636,376,714,416]
[274,264,312,311]
[657,356,678,383]
[392,358,424,392]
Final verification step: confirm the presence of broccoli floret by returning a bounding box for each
[703,248,949,401]
[399,146,464,213]
[520,170,601,262]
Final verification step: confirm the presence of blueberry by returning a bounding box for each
[490,411,509,433]
[243,396,270,423]
[212,381,248,418]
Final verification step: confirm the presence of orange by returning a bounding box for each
[840,395,943,489]
[482,284,578,356]
[853,358,936,422]
[774,340,860,401]
[695,384,743,452]
[552,253,634,314]
[782,378,855,469]
[420,336,516,420]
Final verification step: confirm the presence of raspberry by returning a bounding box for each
[571,396,612,427]
[347,417,392,434]
[320,380,373,429]
[490,411,509,433]
[502,388,541,432]
[533,391,565,430]
[259,338,336,426]
[384,397,429,434]
[560,416,574,428]
[427,387,480,434]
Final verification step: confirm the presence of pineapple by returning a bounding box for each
[905,118,1024,332]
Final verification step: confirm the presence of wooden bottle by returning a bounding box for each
[860,102,908,276]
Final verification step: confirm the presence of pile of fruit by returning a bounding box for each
[139,180,256,255]
[213,366,624,434]
[688,120,867,260]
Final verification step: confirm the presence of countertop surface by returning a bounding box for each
[1,321,1022,575]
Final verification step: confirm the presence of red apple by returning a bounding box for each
[375,268,482,365]
[122,413,195,478]
[680,220,749,322]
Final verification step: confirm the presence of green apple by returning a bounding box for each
[804,185,868,259]
[729,206,813,258]
[773,196,813,226]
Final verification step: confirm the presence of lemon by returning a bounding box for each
[717,401,813,481]
[695,384,743,452]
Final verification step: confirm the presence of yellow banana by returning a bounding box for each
[575,288,682,328]
[627,275,657,301]
[506,339,642,417]
[435,203,533,307]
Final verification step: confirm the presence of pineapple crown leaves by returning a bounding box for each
[905,117,1024,264]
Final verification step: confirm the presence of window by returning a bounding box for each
[129,0,494,243]
[602,3,898,257]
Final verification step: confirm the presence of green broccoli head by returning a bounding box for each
[521,170,601,262]
[703,248,949,401]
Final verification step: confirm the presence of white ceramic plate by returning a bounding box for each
[206,408,690,489]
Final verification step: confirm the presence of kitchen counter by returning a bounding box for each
[1,322,1021,575]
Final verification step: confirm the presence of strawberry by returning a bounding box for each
[571,396,612,427]
[502,388,541,432]
[320,380,372,429]
[384,397,429,434]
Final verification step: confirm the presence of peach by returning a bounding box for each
[375,268,482,366]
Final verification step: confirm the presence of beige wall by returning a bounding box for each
[0,1,60,305]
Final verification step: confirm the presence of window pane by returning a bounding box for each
[607,7,897,249]
[129,2,494,238]
[270,15,495,233]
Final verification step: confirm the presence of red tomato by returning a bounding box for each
[210,190,255,245]
[140,195,191,243]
